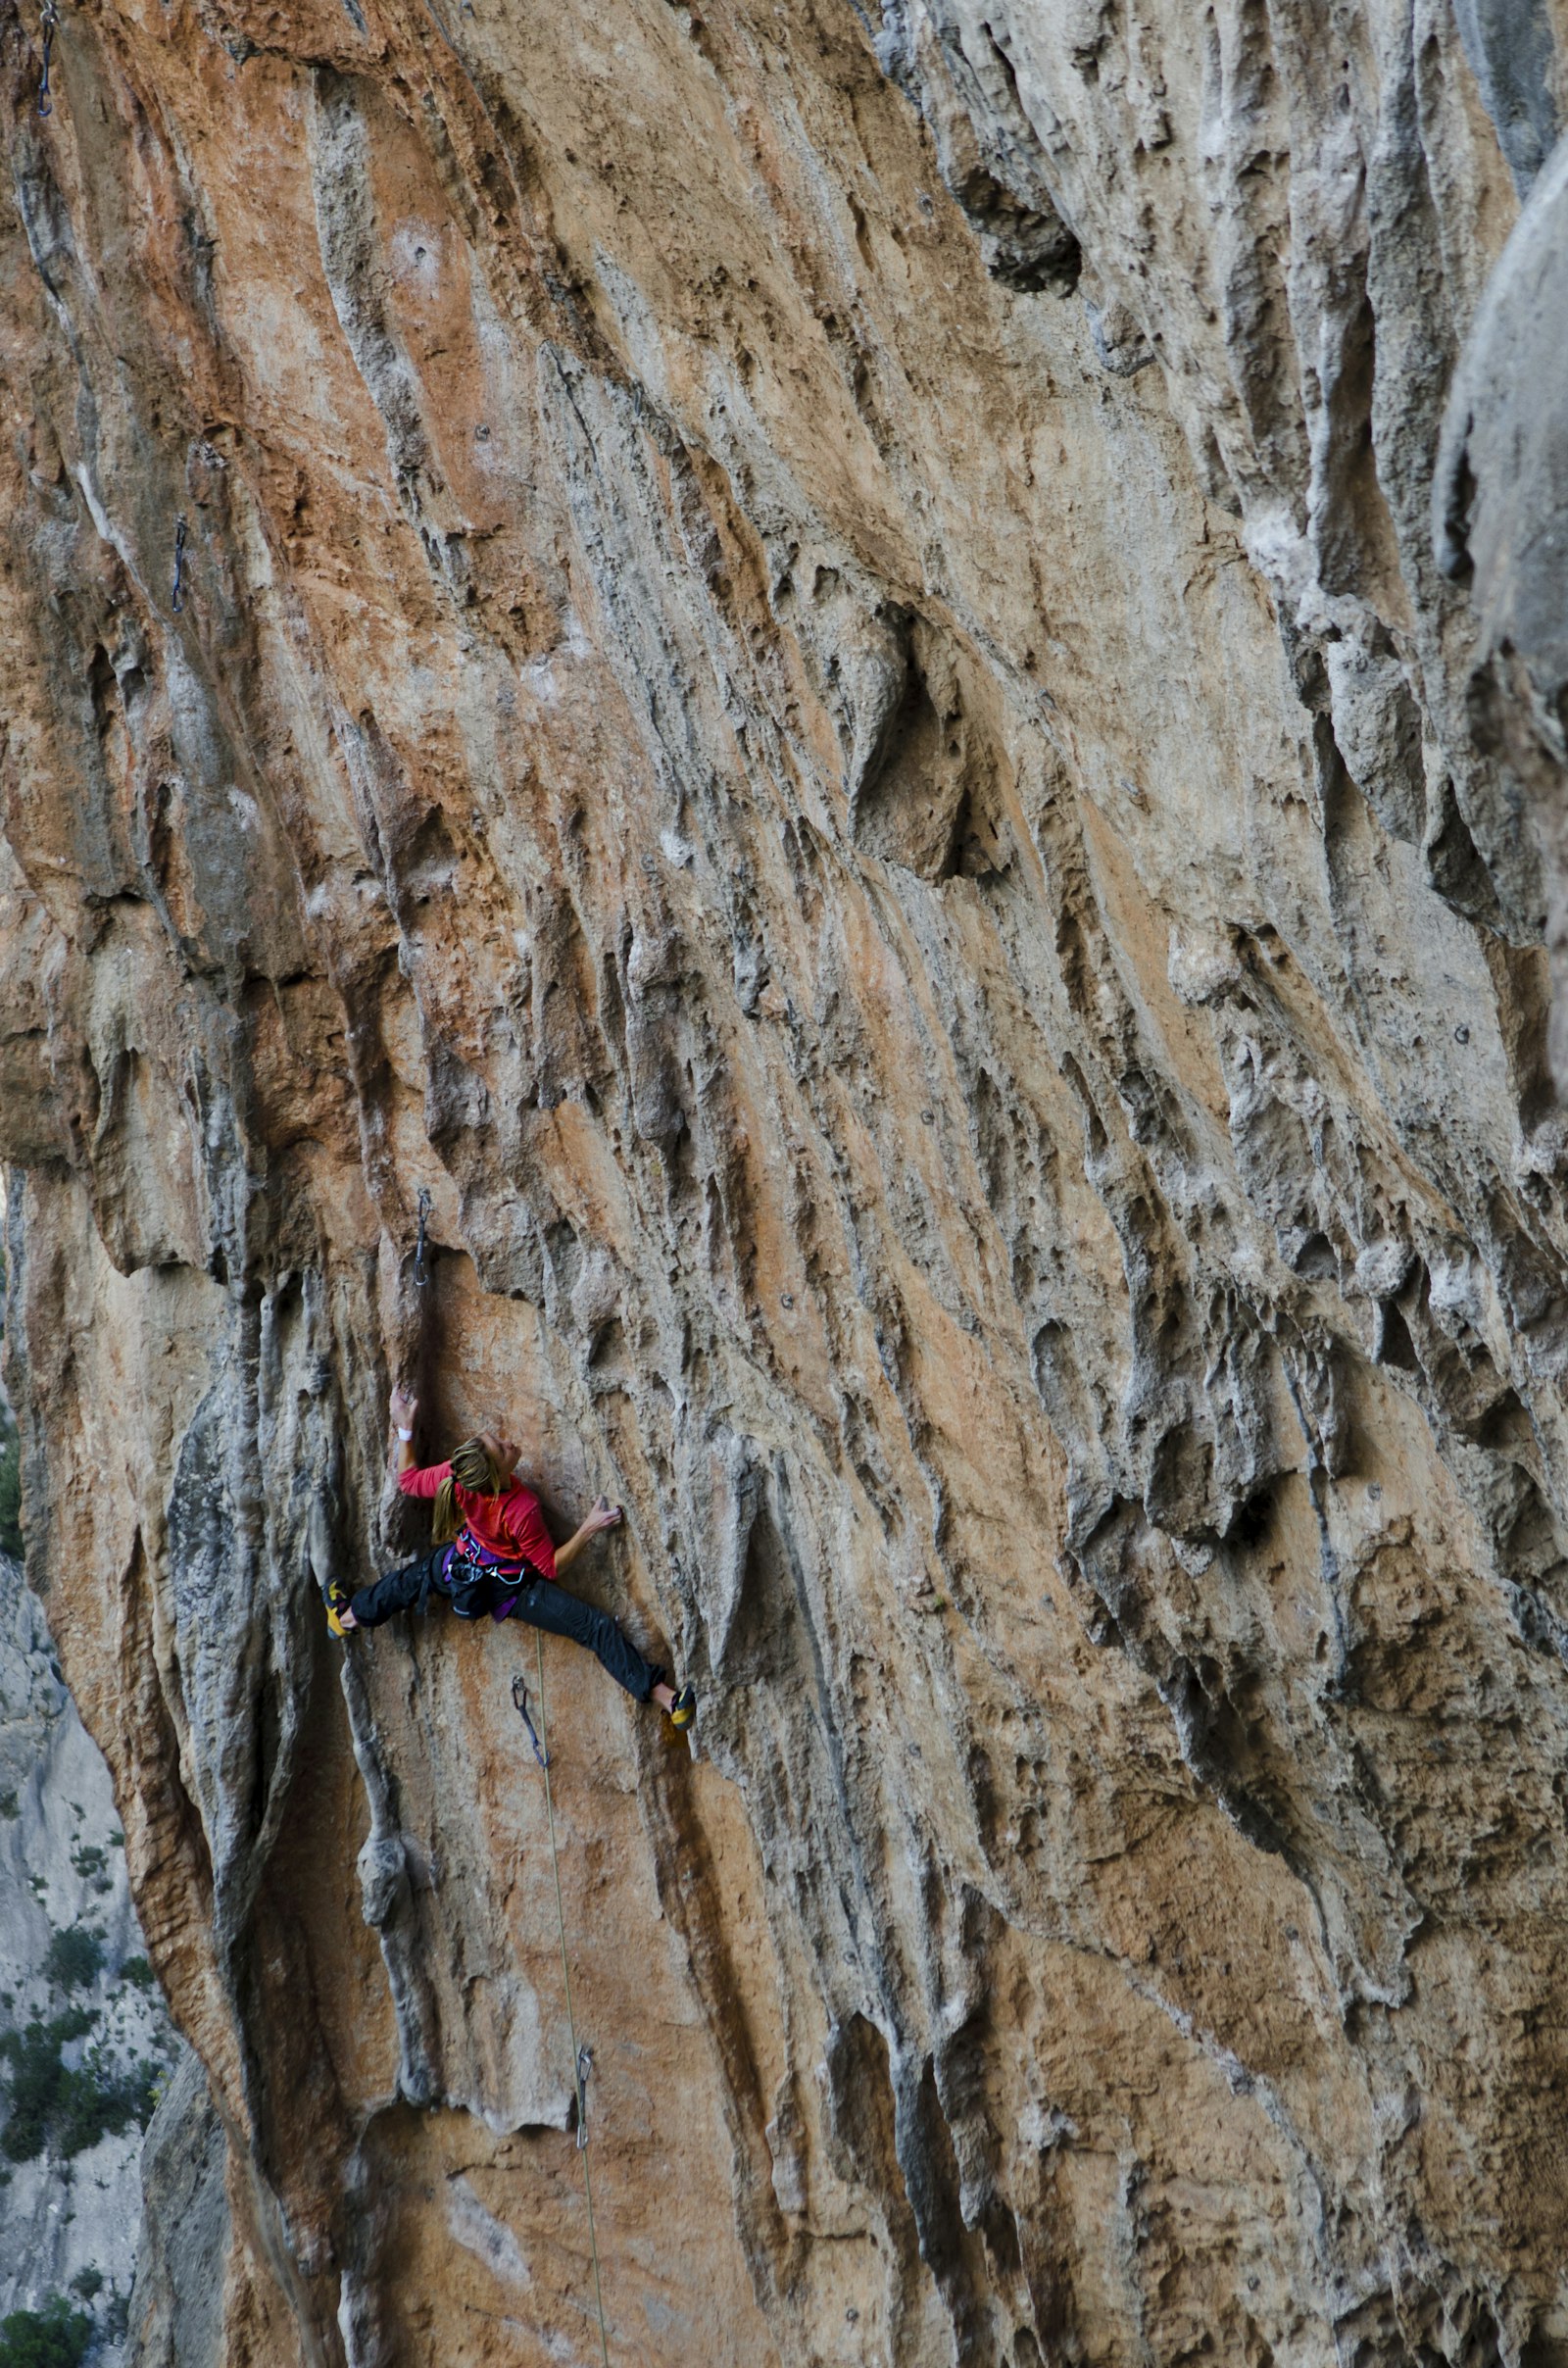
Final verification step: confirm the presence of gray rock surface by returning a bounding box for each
[122,2052,228,2368]
[0,1554,181,2356]
[1438,128,1568,1095]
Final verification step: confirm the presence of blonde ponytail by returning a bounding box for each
[431,1477,460,1545]
[432,1437,504,1545]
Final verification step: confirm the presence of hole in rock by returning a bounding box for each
[852,620,1011,884]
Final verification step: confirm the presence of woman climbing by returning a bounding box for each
[325,1387,696,1727]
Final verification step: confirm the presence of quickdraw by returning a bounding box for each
[171,515,188,615]
[414,1186,431,1287]
[37,0,59,119]
[510,1670,549,1770]
[574,2045,593,2151]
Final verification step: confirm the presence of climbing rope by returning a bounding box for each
[171,515,187,614]
[36,0,58,118]
[414,1187,431,1287]
[530,1630,612,2368]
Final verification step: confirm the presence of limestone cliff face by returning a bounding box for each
[0,1551,182,2350]
[1,0,1567,2355]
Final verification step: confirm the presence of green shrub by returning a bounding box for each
[0,2012,91,2160]
[0,1794,18,1821]
[0,2011,156,2162]
[55,2047,159,2158]
[0,2294,92,2368]
[43,1929,102,1992]
[120,1957,155,1992]
[66,2271,99,2303]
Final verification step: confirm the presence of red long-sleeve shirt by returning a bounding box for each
[397,1461,558,1579]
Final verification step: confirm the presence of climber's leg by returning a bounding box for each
[348,1547,452,1630]
[514,1577,661,1702]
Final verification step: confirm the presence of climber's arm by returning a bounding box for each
[553,1494,623,1574]
[389,1386,420,1480]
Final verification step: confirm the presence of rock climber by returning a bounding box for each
[324,1387,696,1728]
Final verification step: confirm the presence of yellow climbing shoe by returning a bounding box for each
[323,1580,354,1639]
[668,1683,697,1729]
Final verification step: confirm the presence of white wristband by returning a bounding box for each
[396,1427,413,1442]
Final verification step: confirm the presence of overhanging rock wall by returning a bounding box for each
[2,0,1568,2358]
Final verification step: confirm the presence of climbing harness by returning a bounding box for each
[414,1186,431,1287]
[510,1670,549,1770]
[171,515,187,614]
[530,1633,612,2368]
[36,0,59,118]
[575,2045,593,2151]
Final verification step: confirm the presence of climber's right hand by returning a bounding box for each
[390,1386,419,1434]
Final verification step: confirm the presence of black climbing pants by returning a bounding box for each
[349,1547,453,1629]
[511,1576,660,1702]
[350,1553,660,1702]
